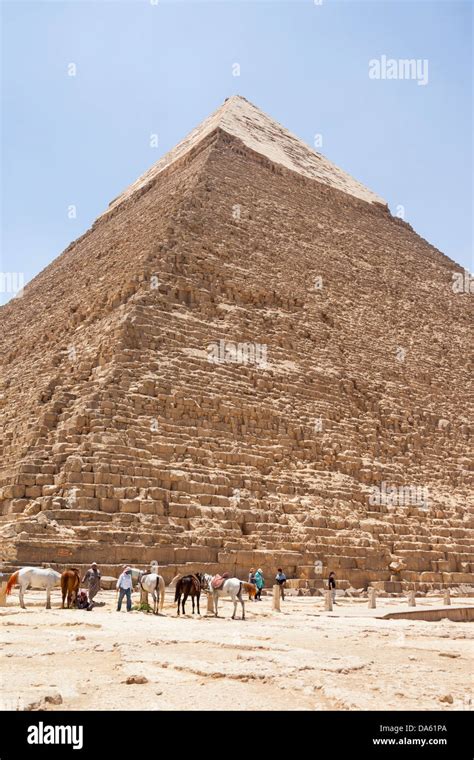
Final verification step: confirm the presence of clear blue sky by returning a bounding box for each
[1,0,472,305]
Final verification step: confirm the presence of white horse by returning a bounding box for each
[6,567,61,609]
[130,564,159,590]
[200,573,256,620]
[139,572,166,614]
[130,567,145,589]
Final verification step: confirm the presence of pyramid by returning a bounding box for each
[0,96,472,589]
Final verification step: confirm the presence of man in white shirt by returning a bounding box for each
[116,566,133,612]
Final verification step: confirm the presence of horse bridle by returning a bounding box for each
[200,573,212,591]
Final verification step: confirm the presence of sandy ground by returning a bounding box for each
[1,589,472,711]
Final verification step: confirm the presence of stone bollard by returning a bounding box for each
[206,592,214,614]
[272,584,281,612]
[368,587,376,609]
[444,588,451,606]
[0,581,7,607]
[408,590,416,607]
[324,589,333,611]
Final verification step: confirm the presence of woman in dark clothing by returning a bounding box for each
[328,571,336,605]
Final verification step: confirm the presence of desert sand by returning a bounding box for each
[1,589,472,712]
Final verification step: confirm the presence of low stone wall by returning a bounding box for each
[381,606,474,623]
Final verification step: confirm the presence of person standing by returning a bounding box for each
[247,568,257,600]
[275,568,287,600]
[254,568,265,600]
[328,571,337,605]
[81,562,101,609]
[116,566,133,612]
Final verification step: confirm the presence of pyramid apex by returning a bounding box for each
[105,95,385,215]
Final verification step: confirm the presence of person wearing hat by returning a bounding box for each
[116,566,133,612]
[81,562,101,609]
[254,568,265,600]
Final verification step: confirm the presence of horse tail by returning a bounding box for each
[159,576,165,611]
[6,571,19,595]
[174,579,180,603]
[60,573,67,596]
[170,574,181,587]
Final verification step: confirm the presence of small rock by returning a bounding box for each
[75,635,85,641]
[439,694,453,704]
[24,701,42,712]
[438,652,460,658]
[125,675,148,685]
[44,694,63,705]
[155,691,163,696]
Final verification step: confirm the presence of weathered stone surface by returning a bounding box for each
[0,96,472,588]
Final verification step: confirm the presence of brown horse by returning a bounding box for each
[175,574,201,615]
[61,568,80,609]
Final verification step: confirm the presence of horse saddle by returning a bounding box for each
[211,573,230,589]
